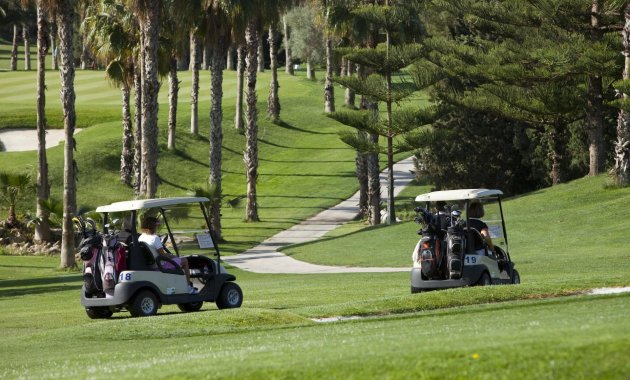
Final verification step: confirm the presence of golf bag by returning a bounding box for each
[445,225,465,279]
[78,216,128,297]
[414,208,445,279]
[79,233,103,297]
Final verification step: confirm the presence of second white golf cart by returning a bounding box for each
[411,189,519,293]
[80,197,243,318]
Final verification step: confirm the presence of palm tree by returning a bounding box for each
[612,2,630,186]
[0,172,31,228]
[127,0,162,198]
[282,13,294,75]
[190,29,201,135]
[267,23,281,122]
[40,0,79,269]
[234,44,245,131]
[34,0,51,242]
[83,0,139,186]
[206,0,236,239]
[244,17,261,222]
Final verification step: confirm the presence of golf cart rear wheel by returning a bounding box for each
[129,290,158,317]
[216,282,243,309]
[477,272,491,286]
[85,307,113,319]
[178,301,204,312]
[512,269,521,284]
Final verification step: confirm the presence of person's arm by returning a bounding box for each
[480,228,495,252]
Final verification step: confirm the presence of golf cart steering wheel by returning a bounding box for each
[160,234,174,255]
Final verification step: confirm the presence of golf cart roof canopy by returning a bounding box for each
[415,189,503,202]
[95,197,210,213]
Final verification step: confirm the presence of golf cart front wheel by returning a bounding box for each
[477,272,491,286]
[216,282,243,309]
[129,290,159,317]
[511,269,521,284]
[85,307,113,319]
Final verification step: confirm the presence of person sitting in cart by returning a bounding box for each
[467,202,495,255]
[139,216,198,294]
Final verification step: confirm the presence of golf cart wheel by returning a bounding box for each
[178,301,204,312]
[85,307,113,319]
[477,272,491,286]
[216,282,243,309]
[511,269,521,284]
[129,290,159,317]
[411,286,422,294]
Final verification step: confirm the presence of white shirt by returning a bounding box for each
[139,233,163,258]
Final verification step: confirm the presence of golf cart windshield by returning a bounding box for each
[415,189,509,252]
[96,197,219,259]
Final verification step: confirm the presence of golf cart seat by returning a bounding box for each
[126,242,156,271]
[466,228,487,255]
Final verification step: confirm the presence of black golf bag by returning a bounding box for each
[445,225,465,279]
[415,208,447,279]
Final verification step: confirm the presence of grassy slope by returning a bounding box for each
[286,175,630,288]
[0,67,360,254]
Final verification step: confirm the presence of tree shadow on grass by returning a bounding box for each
[0,275,81,298]
[275,120,337,135]
[259,139,350,150]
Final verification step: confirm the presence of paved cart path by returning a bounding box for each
[223,157,415,274]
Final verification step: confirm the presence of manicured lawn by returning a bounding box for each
[1,254,628,379]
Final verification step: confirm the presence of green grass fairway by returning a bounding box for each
[0,254,628,379]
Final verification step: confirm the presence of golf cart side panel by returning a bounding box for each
[81,281,161,307]
[118,270,189,294]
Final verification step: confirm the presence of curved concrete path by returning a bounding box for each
[223,157,416,274]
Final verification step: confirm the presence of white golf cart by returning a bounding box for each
[410,189,519,293]
[79,197,243,318]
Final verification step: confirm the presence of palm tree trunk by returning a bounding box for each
[358,63,380,225]
[120,84,133,185]
[306,58,315,80]
[356,133,368,220]
[57,0,77,269]
[226,45,234,70]
[34,2,51,243]
[80,39,89,70]
[235,45,245,131]
[385,70,395,224]
[283,15,293,75]
[11,24,18,71]
[324,35,335,113]
[139,6,161,198]
[210,45,225,239]
[133,67,143,195]
[367,132,381,225]
[345,60,355,108]
[547,124,566,185]
[612,3,630,186]
[245,23,260,222]
[587,0,605,176]
[23,24,31,71]
[267,25,280,123]
[257,35,265,73]
[167,56,178,150]
[202,44,210,70]
[190,31,200,135]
